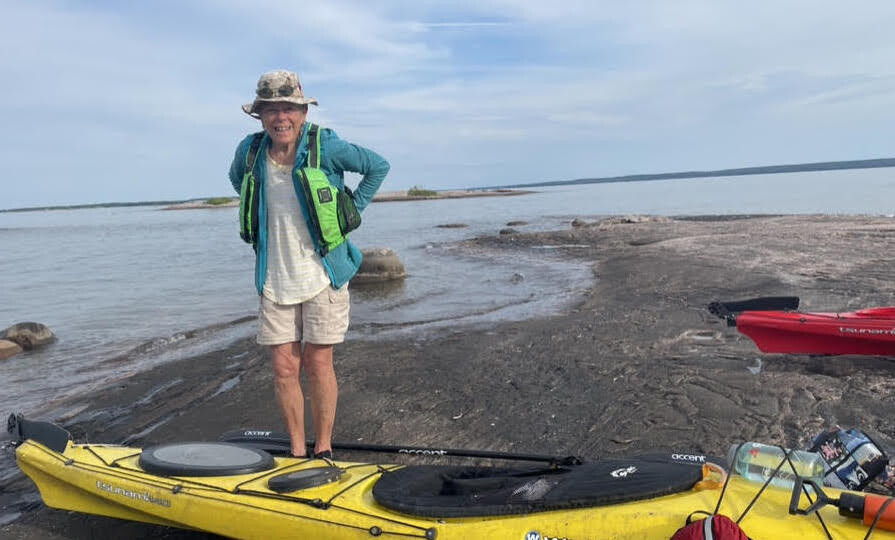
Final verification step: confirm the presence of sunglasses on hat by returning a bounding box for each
[257,84,297,99]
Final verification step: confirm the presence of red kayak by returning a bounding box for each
[709,297,895,356]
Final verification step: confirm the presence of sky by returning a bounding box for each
[2,0,895,209]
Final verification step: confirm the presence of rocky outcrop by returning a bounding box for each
[1,322,56,350]
[373,189,532,202]
[162,199,238,210]
[353,249,407,284]
[0,339,23,360]
[572,215,671,229]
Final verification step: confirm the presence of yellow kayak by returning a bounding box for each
[11,418,895,540]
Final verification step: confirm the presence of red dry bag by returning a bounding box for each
[671,514,750,540]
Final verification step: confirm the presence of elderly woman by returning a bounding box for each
[229,70,389,458]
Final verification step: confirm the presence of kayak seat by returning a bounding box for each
[372,455,704,518]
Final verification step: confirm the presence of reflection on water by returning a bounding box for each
[350,278,407,300]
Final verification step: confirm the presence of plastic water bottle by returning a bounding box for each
[728,442,824,489]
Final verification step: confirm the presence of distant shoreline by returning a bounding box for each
[162,189,531,210]
[3,189,534,213]
[4,156,894,212]
[490,156,895,189]
[159,189,531,210]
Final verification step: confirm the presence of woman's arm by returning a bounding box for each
[323,130,390,213]
[228,135,255,194]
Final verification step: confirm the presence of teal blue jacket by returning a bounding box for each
[229,123,389,292]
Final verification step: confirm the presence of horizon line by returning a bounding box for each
[4,155,894,213]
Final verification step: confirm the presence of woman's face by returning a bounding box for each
[260,103,307,146]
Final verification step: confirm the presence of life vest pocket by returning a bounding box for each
[337,186,362,235]
[238,131,264,247]
[300,167,346,254]
[317,187,333,203]
[239,170,259,245]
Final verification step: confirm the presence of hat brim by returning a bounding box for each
[242,97,319,118]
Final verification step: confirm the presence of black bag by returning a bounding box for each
[337,186,361,235]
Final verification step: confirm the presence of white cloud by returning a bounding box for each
[1,0,895,207]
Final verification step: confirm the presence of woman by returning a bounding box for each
[229,70,389,458]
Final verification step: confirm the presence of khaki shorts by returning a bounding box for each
[257,286,350,346]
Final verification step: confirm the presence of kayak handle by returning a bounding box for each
[789,478,837,517]
[790,477,895,533]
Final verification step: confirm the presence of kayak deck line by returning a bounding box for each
[10,415,895,539]
[71,442,421,522]
[19,439,438,538]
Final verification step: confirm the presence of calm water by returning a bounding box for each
[0,168,893,417]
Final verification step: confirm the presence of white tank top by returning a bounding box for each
[262,154,329,304]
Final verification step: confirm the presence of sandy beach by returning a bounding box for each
[2,213,894,539]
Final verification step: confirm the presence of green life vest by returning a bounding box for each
[239,124,361,255]
[238,132,264,247]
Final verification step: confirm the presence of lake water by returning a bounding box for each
[0,168,893,417]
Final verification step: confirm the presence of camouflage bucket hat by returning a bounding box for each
[242,70,318,118]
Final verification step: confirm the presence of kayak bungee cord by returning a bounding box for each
[49,441,438,538]
[706,442,895,539]
[12,415,894,539]
[709,442,833,539]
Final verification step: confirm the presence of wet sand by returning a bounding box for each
[2,214,894,539]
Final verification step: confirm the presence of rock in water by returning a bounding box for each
[0,339,23,360]
[1,322,56,350]
[354,249,407,284]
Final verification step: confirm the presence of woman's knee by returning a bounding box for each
[302,344,334,374]
[270,343,300,378]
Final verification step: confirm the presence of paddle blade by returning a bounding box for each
[708,296,800,322]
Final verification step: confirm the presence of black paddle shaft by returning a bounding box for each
[219,429,583,466]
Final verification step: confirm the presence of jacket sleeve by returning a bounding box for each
[229,135,252,194]
[322,130,389,213]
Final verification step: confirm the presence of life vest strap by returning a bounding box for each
[308,123,320,168]
[246,132,264,170]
